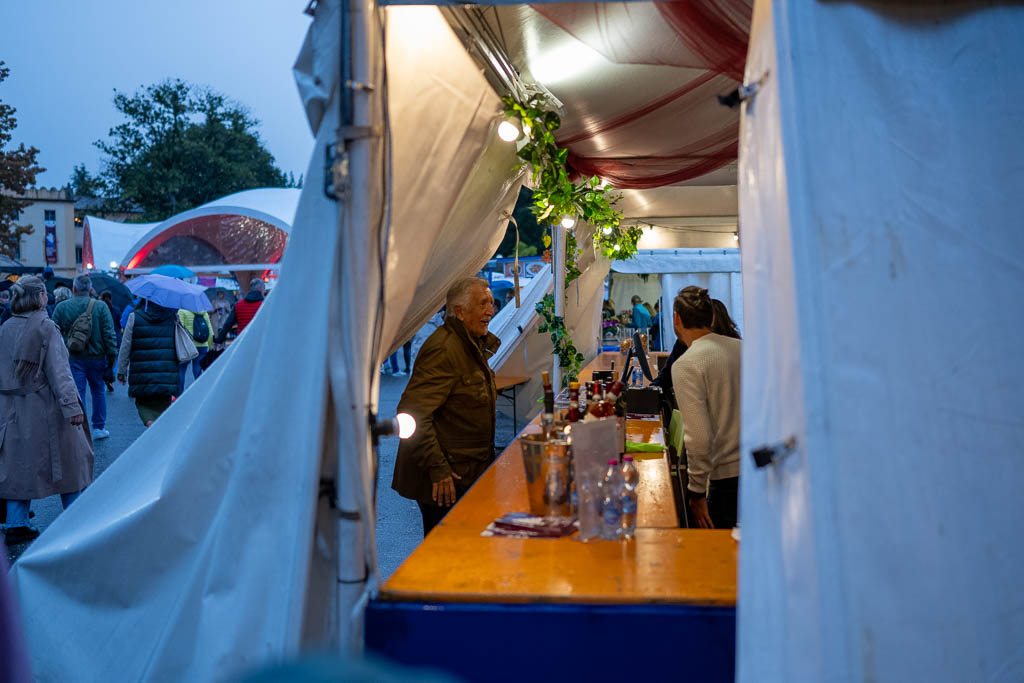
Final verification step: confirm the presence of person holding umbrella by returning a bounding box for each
[117,274,212,426]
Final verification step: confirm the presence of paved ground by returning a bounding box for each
[6,366,517,582]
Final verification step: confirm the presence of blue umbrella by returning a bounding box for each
[151,264,196,279]
[126,274,212,312]
[489,280,514,292]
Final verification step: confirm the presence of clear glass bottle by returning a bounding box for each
[620,455,638,539]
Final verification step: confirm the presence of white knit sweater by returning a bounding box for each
[671,332,742,494]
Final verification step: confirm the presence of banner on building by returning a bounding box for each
[45,220,57,264]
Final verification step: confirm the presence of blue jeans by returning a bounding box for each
[4,490,83,528]
[70,358,107,430]
[388,341,412,374]
[179,347,208,391]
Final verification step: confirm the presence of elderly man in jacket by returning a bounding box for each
[392,277,499,536]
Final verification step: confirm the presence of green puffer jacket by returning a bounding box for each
[391,318,500,504]
[51,296,118,360]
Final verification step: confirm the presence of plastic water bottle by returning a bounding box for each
[630,358,642,387]
[600,459,624,540]
[620,455,638,539]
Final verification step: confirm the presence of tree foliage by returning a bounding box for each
[495,187,546,258]
[96,79,291,222]
[69,163,105,199]
[0,61,44,258]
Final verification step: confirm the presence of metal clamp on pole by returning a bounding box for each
[318,477,362,520]
[751,435,797,469]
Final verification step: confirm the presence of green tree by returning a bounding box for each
[69,163,105,199]
[0,61,44,258]
[96,79,288,222]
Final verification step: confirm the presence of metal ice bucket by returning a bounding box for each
[520,433,571,517]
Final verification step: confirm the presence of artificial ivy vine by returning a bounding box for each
[502,93,642,383]
[501,95,643,281]
[536,293,585,382]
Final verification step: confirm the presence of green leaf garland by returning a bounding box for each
[502,94,641,384]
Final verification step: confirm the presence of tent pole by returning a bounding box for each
[552,221,565,390]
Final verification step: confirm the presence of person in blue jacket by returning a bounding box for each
[629,295,652,330]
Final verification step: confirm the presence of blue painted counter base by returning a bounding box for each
[366,599,736,682]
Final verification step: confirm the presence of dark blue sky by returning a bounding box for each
[1,0,314,189]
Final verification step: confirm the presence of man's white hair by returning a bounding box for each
[73,274,91,294]
[446,277,489,313]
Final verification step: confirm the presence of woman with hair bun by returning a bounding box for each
[0,276,93,546]
[671,286,742,530]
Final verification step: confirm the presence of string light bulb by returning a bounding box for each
[613,244,621,252]
[396,412,416,439]
[733,232,739,241]
[109,261,118,269]
[497,120,520,142]
[602,226,613,236]
[561,215,576,229]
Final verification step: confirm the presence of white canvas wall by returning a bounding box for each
[738,2,1024,681]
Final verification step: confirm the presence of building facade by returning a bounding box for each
[9,188,81,276]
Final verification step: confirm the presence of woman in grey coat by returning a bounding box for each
[0,276,93,546]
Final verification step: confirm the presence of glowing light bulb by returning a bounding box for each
[733,232,739,241]
[602,226,613,236]
[396,412,417,439]
[497,120,520,142]
[109,261,118,269]
[613,244,621,252]
[86,263,93,269]
[561,215,576,229]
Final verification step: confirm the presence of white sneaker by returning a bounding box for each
[91,428,110,440]
[394,370,407,377]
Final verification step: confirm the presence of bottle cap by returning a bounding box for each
[608,459,618,465]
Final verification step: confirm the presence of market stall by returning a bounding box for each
[368,352,736,682]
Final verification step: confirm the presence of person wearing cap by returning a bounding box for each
[671,286,742,530]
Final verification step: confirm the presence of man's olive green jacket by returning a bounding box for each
[391,318,500,504]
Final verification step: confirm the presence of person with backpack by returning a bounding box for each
[212,278,265,345]
[177,307,213,389]
[51,275,117,441]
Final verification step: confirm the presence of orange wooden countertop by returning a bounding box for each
[495,375,529,391]
[379,353,737,607]
[382,527,736,605]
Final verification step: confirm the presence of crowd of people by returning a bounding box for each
[0,272,267,546]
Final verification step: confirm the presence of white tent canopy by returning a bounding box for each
[10,2,1022,682]
[119,188,301,273]
[10,3,521,679]
[738,2,1024,681]
[81,216,158,272]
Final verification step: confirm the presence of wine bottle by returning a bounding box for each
[588,381,606,418]
[541,370,555,437]
[567,381,581,422]
[602,380,625,417]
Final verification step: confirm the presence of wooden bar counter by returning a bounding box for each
[367,353,736,682]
